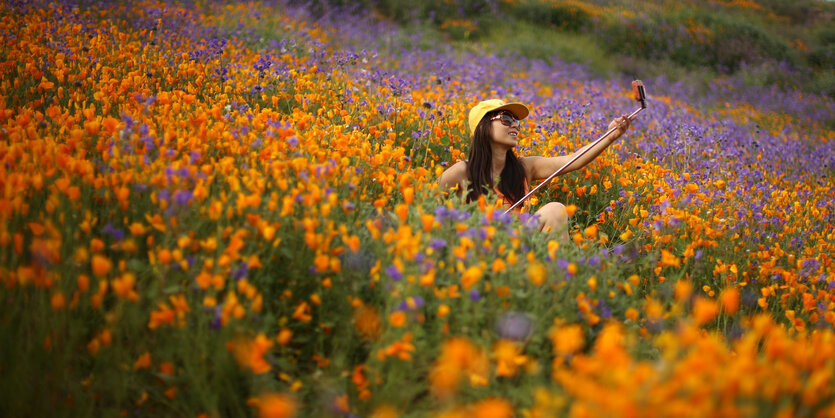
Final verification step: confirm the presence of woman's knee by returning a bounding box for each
[541,202,567,220]
[537,202,567,228]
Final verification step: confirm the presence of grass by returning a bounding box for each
[482,20,616,76]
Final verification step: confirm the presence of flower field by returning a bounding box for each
[1,1,835,416]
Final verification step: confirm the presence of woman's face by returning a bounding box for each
[488,111,521,149]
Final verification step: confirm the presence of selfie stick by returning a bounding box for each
[503,80,647,215]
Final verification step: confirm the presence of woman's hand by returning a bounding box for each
[607,115,631,138]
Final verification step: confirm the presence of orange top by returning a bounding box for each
[495,177,530,214]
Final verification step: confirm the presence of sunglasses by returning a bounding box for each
[490,112,521,128]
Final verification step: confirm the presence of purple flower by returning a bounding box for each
[477,228,488,240]
[385,264,402,281]
[520,213,539,229]
[429,239,447,250]
[434,206,449,219]
[174,189,193,206]
[652,220,664,231]
[102,223,125,242]
[210,306,222,330]
[469,289,481,301]
[398,296,425,311]
[233,262,249,281]
[596,300,612,319]
[493,209,512,225]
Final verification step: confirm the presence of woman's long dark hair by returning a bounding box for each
[466,111,526,204]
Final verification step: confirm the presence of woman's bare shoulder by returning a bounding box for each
[449,160,468,173]
[438,161,469,188]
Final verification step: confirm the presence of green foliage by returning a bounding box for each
[599,9,795,73]
[509,0,596,32]
[815,25,835,45]
[808,27,835,70]
[370,0,498,27]
[702,13,794,70]
[754,0,833,24]
[809,71,835,106]
[737,60,799,91]
[486,21,615,73]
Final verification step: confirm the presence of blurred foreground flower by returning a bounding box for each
[229,334,274,374]
[495,311,533,341]
[249,393,296,418]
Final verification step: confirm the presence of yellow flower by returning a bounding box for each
[395,203,408,222]
[388,311,407,328]
[293,302,312,323]
[693,297,719,325]
[506,251,518,266]
[91,254,112,277]
[470,397,514,418]
[402,187,414,204]
[112,272,138,301]
[625,308,639,322]
[550,324,584,356]
[277,329,293,346]
[370,404,399,418]
[230,334,274,374]
[133,352,152,370]
[583,224,598,239]
[343,234,361,253]
[720,288,740,315]
[50,291,66,311]
[674,280,693,302]
[547,240,559,259]
[353,306,382,340]
[566,263,577,276]
[526,261,546,286]
[564,204,577,216]
[420,213,435,232]
[252,393,296,418]
[461,266,483,290]
[492,258,507,273]
[430,337,489,398]
[493,339,526,377]
[661,249,680,267]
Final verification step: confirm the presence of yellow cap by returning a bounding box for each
[468,99,529,136]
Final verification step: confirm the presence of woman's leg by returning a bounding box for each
[535,202,570,244]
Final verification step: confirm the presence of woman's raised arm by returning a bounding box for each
[523,115,630,181]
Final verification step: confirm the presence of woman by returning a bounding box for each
[438,99,631,244]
